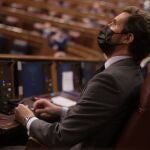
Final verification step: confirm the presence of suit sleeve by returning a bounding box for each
[29,73,121,148]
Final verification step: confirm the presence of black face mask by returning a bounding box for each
[97,26,126,55]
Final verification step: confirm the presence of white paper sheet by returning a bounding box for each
[62,71,74,91]
[51,96,76,107]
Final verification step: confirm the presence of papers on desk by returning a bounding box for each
[51,96,76,107]
[62,71,74,92]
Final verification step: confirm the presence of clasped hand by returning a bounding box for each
[15,98,62,125]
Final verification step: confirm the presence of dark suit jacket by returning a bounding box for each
[29,58,143,150]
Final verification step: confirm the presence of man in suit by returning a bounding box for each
[15,6,150,150]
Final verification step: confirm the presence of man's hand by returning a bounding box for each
[33,98,62,121]
[15,104,35,126]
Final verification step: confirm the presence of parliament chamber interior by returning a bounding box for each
[0,0,149,150]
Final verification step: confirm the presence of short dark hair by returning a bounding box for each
[122,6,150,62]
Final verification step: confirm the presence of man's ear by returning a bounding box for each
[123,33,134,44]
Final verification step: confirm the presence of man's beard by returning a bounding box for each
[97,26,125,56]
[98,42,117,56]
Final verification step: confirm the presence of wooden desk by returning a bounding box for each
[1,0,111,22]
[0,92,79,148]
[0,91,79,132]
[0,23,52,55]
[0,113,27,147]
[0,113,18,132]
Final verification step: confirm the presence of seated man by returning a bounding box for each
[15,6,150,150]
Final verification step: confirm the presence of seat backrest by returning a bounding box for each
[116,62,150,150]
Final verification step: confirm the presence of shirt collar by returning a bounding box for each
[105,56,132,69]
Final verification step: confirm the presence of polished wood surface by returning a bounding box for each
[0,113,18,130]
